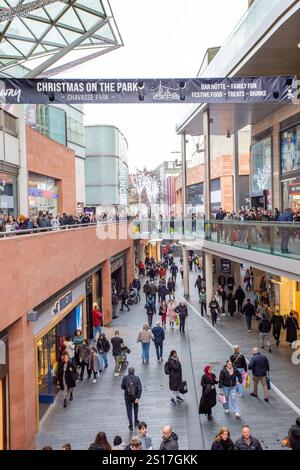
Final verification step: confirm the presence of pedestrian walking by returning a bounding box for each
[111,330,124,377]
[230,346,247,397]
[219,360,242,418]
[242,299,255,332]
[180,265,184,280]
[158,282,167,303]
[234,426,263,450]
[96,332,110,370]
[195,275,202,296]
[167,277,175,300]
[79,339,91,380]
[235,285,246,313]
[92,303,103,340]
[88,346,101,383]
[152,321,165,362]
[170,263,178,282]
[120,287,130,312]
[144,295,156,327]
[150,282,157,304]
[271,311,284,346]
[218,286,227,313]
[227,292,236,317]
[73,329,83,366]
[143,281,151,301]
[165,350,184,406]
[259,313,272,352]
[121,367,142,430]
[132,278,141,301]
[159,426,179,450]
[138,422,153,450]
[283,310,299,346]
[209,295,220,326]
[159,300,167,328]
[248,347,270,402]
[57,352,77,408]
[227,275,235,292]
[199,288,207,316]
[174,300,188,334]
[137,323,154,364]
[199,365,218,421]
[167,299,177,329]
[211,427,234,451]
[112,289,119,319]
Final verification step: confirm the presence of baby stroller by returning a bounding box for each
[118,345,131,374]
[127,288,139,305]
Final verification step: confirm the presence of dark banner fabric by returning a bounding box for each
[0,76,297,104]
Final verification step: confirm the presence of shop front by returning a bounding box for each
[280,116,300,211]
[0,333,9,450]
[34,282,86,426]
[111,251,127,292]
[28,172,59,217]
[0,166,18,217]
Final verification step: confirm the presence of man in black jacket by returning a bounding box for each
[259,313,272,352]
[242,299,255,332]
[174,301,188,334]
[235,285,246,314]
[288,417,300,450]
[248,347,270,402]
[234,425,263,450]
[111,331,124,376]
[121,367,142,430]
[160,426,179,450]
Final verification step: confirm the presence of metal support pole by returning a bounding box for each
[205,252,213,315]
[233,132,240,211]
[182,247,190,298]
[181,133,187,229]
[203,110,211,219]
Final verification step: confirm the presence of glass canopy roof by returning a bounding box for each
[0,0,123,77]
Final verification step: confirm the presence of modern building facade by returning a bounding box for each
[85,125,129,213]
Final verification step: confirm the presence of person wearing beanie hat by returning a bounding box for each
[112,435,126,450]
[287,417,300,450]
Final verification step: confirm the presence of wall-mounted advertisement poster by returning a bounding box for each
[281,124,300,175]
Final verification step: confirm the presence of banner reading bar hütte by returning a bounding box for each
[0,76,297,104]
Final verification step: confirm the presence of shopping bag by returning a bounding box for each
[245,374,251,389]
[175,315,179,326]
[218,392,226,404]
[242,371,248,387]
[179,380,188,395]
[266,376,271,390]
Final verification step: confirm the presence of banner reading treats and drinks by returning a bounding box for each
[0,76,298,104]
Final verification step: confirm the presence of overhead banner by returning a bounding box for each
[0,76,297,104]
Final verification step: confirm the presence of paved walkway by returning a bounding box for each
[36,266,299,450]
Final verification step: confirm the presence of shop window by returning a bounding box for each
[3,111,17,135]
[281,124,300,175]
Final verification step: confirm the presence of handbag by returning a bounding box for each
[281,436,292,448]
[218,392,226,404]
[266,376,271,390]
[179,380,188,395]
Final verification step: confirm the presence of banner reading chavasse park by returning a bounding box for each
[0,76,297,104]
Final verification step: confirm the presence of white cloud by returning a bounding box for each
[63,0,248,170]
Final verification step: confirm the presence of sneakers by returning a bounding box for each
[69,392,73,401]
[250,393,258,397]
[264,398,269,403]
[224,409,230,414]
[114,372,120,377]
[92,379,97,383]
[176,396,184,403]
[235,413,241,418]
[170,398,177,406]
[128,424,133,431]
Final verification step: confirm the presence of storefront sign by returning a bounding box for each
[51,291,72,316]
[111,258,124,273]
[0,76,297,104]
[221,259,231,273]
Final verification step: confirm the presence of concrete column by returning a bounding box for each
[138,241,145,263]
[181,133,187,219]
[203,110,211,219]
[126,245,135,287]
[16,106,28,216]
[8,315,36,449]
[233,261,241,287]
[156,241,161,260]
[101,259,112,325]
[182,247,190,298]
[233,132,240,211]
[205,252,213,315]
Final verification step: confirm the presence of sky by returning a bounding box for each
[63,0,248,170]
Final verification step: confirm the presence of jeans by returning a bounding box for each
[179,317,186,333]
[236,368,244,395]
[142,342,150,362]
[260,332,271,348]
[155,343,163,360]
[200,302,206,316]
[114,355,123,373]
[80,362,89,380]
[99,352,107,369]
[93,325,102,340]
[112,303,118,318]
[223,386,239,413]
[245,315,252,330]
[125,398,139,426]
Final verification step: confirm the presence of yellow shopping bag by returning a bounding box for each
[175,315,179,326]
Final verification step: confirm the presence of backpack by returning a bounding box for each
[126,377,136,402]
[164,361,170,375]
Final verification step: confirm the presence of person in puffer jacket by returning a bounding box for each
[288,416,300,450]
[160,426,179,450]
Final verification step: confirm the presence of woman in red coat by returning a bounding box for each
[92,304,103,340]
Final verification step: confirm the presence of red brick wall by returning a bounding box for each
[26,127,77,215]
